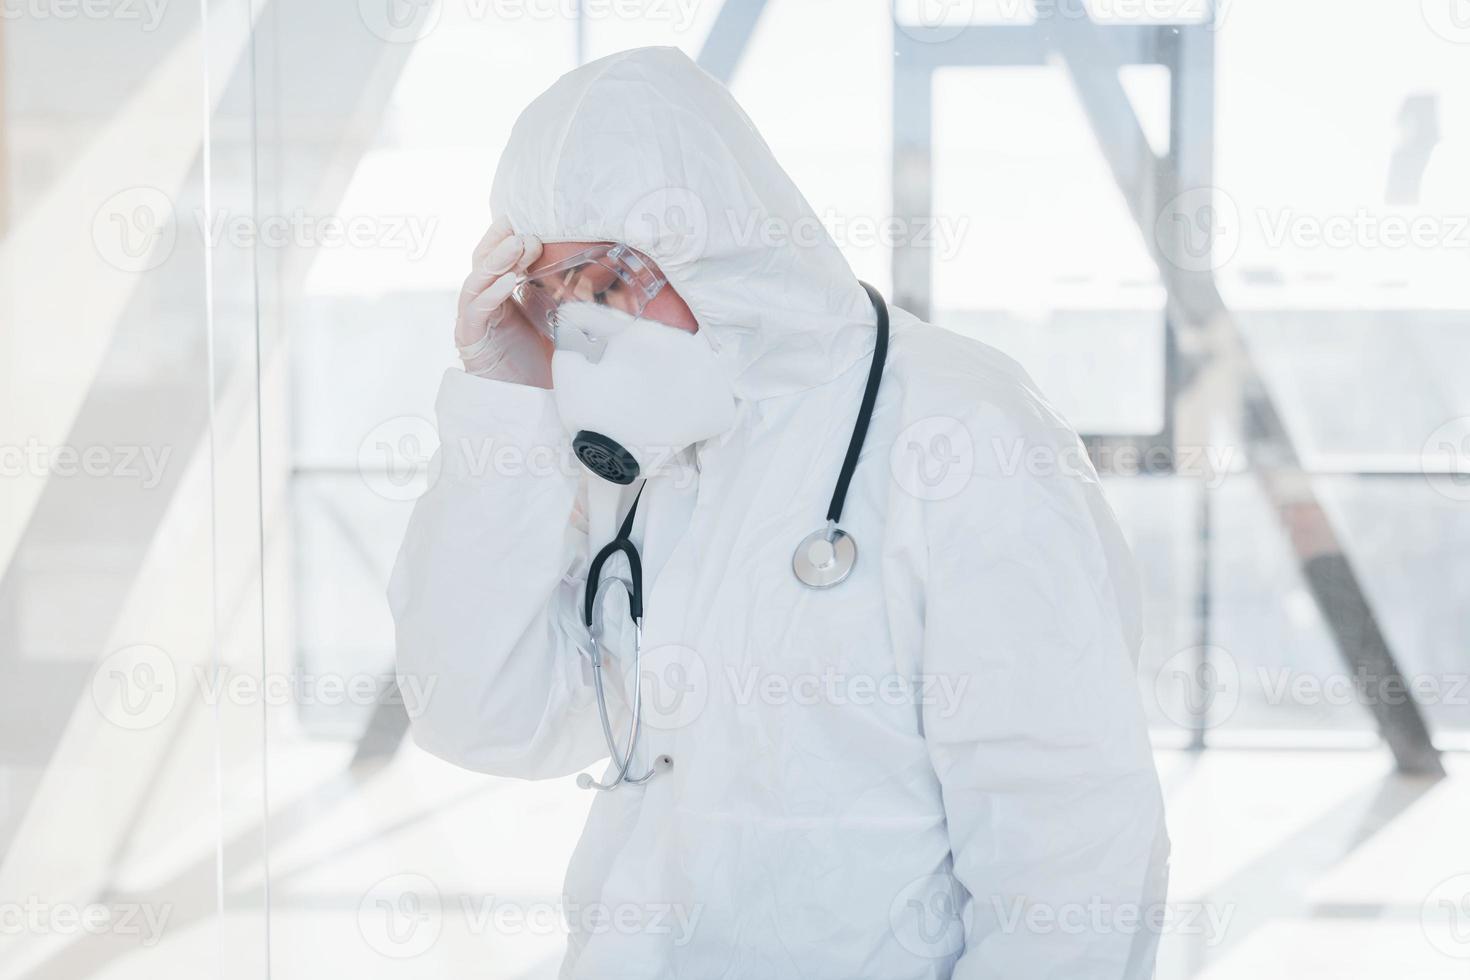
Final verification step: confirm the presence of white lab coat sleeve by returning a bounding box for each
[918,417,1170,979]
[388,368,607,779]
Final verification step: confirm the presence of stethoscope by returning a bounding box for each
[574,281,890,791]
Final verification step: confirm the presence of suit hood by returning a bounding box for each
[490,46,876,400]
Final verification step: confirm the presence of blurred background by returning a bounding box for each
[2,0,1469,976]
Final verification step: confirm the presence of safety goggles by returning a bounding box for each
[510,242,667,343]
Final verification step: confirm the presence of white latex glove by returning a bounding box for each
[454,216,549,386]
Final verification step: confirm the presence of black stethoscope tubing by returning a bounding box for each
[578,282,889,788]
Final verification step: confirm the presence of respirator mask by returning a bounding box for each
[511,243,736,484]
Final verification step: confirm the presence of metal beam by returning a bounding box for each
[891,11,1442,773]
[696,0,769,84]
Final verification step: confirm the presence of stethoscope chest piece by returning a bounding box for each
[792,523,857,589]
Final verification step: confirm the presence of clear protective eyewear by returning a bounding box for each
[511,242,667,344]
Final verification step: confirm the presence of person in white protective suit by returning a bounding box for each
[390,46,1168,980]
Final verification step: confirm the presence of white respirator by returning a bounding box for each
[550,302,736,485]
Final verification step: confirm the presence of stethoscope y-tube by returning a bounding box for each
[577,487,670,790]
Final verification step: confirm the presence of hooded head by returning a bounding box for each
[490,46,876,400]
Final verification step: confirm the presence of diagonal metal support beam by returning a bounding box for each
[893,12,1442,774]
[696,0,769,83]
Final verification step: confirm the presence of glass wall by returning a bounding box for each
[3,1,1468,977]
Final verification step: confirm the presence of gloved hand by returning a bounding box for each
[454,216,550,387]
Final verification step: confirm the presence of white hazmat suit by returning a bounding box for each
[390,46,1168,980]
